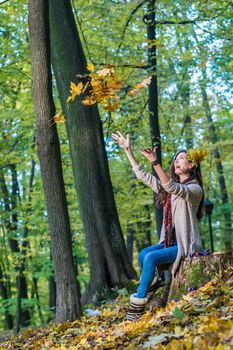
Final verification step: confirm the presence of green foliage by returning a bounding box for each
[172,306,185,320]
[0,0,232,331]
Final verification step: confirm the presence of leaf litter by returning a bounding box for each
[1,266,233,349]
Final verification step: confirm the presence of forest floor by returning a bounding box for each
[1,266,233,350]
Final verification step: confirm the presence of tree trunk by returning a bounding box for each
[0,167,30,330]
[176,30,194,150]
[126,223,134,264]
[168,254,233,300]
[28,0,82,322]
[180,74,193,149]
[136,204,152,252]
[31,277,44,324]
[192,28,232,254]
[48,274,56,319]
[0,265,13,329]
[200,77,232,254]
[146,0,163,236]
[48,0,136,304]
[146,254,233,310]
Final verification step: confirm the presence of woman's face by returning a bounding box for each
[174,152,193,176]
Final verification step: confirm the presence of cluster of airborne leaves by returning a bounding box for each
[1,267,233,350]
[66,64,151,112]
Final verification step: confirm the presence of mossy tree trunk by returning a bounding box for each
[146,254,233,310]
[146,0,163,236]
[168,254,233,301]
[48,0,136,304]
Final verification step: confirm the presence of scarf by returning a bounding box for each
[164,175,196,248]
[164,193,173,248]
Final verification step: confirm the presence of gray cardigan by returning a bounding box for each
[133,165,203,276]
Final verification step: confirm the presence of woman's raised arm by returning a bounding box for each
[111,131,139,169]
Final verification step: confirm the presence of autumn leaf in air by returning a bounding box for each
[128,76,152,96]
[67,81,83,103]
[87,63,95,72]
[49,111,65,127]
[82,95,97,106]
[97,64,115,77]
[103,102,120,112]
[67,64,121,111]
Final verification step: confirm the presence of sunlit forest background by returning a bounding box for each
[0,0,232,332]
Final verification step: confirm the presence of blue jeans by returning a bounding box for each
[136,243,178,298]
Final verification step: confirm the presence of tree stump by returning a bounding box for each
[145,253,233,310]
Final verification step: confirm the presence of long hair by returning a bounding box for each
[156,150,204,220]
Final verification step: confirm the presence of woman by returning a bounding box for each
[111,131,204,321]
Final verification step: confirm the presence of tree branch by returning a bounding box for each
[155,2,232,25]
[115,1,231,60]
[115,0,149,58]
[92,62,148,70]
[0,0,10,5]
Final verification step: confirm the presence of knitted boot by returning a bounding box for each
[125,294,148,321]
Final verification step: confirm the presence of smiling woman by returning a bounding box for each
[112,131,205,321]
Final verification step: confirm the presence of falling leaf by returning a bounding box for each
[140,76,152,87]
[103,102,120,112]
[81,95,97,106]
[128,76,152,96]
[49,111,65,127]
[87,63,95,72]
[97,64,115,77]
[67,81,83,103]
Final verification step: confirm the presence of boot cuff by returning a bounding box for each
[130,293,148,305]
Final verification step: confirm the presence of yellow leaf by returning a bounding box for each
[87,63,95,72]
[128,76,152,97]
[72,81,83,95]
[49,111,65,127]
[82,96,97,106]
[97,65,115,77]
[141,76,152,87]
[67,81,83,103]
[127,89,138,97]
[67,95,73,104]
[103,102,120,112]
[82,82,89,93]
[134,83,143,89]
[187,148,207,166]
[54,111,65,124]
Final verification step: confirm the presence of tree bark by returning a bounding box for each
[146,0,163,236]
[126,223,134,264]
[200,77,232,253]
[180,73,193,149]
[192,28,232,254]
[0,265,13,329]
[0,167,30,330]
[31,277,44,324]
[168,254,233,300]
[48,0,136,304]
[146,254,233,310]
[48,273,56,319]
[28,0,82,322]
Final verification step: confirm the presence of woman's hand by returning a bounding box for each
[140,147,158,163]
[111,131,130,150]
